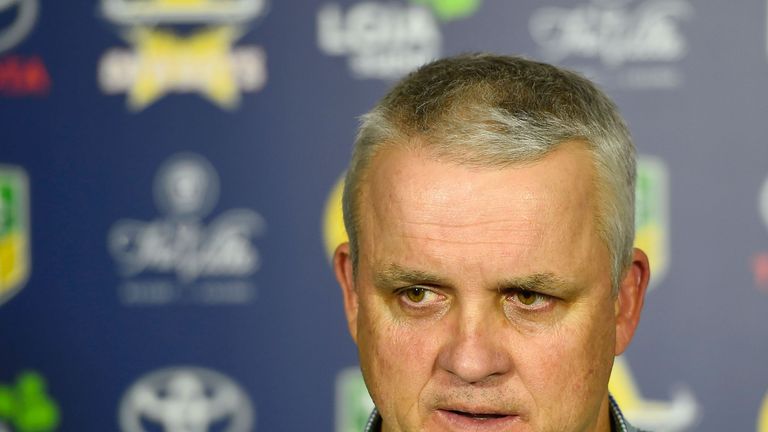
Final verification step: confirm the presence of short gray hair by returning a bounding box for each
[342,53,636,293]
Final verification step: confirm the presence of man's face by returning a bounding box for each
[335,141,645,432]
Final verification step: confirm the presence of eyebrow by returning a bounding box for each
[373,264,449,289]
[373,264,575,295]
[495,273,575,295]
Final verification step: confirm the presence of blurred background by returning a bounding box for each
[1,0,768,431]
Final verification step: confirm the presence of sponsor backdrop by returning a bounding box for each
[1,0,768,431]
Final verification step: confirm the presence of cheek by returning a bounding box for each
[356,300,439,413]
[520,305,616,423]
[560,305,616,390]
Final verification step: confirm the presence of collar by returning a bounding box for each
[363,395,637,432]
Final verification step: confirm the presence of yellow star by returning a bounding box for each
[128,26,240,110]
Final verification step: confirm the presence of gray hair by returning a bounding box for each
[342,53,636,293]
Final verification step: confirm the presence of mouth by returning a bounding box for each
[447,410,508,420]
[436,408,522,430]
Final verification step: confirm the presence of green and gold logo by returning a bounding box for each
[635,156,669,289]
[0,371,60,432]
[609,356,698,431]
[0,165,29,305]
[759,389,768,432]
[612,157,700,430]
[322,175,346,260]
[335,368,374,432]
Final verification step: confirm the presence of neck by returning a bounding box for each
[595,394,614,432]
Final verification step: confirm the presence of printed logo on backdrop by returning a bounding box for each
[108,153,265,305]
[0,165,30,306]
[529,0,692,90]
[609,357,698,431]
[0,371,60,432]
[615,156,699,430]
[98,0,269,111]
[753,173,768,291]
[0,0,51,96]
[317,0,481,80]
[635,156,669,290]
[759,389,768,432]
[322,175,346,260]
[119,367,254,432]
[335,368,374,432]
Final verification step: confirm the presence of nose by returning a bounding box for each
[437,307,512,384]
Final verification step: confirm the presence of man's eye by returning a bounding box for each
[405,287,427,303]
[398,287,441,307]
[510,290,550,309]
[517,290,538,305]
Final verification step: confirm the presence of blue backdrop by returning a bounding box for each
[2,0,768,431]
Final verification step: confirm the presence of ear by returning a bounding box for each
[333,242,359,343]
[614,248,651,356]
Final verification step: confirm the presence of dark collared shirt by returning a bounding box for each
[363,395,644,432]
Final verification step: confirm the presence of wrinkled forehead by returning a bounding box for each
[356,141,600,252]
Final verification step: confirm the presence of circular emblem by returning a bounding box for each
[119,366,255,432]
[153,153,220,219]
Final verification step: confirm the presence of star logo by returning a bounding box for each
[99,0,268,111]
[127,26,241,110]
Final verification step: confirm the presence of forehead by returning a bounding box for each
[357,141,603,277]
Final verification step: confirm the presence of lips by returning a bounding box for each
[449,410,507,419]
[435,407,523,431]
